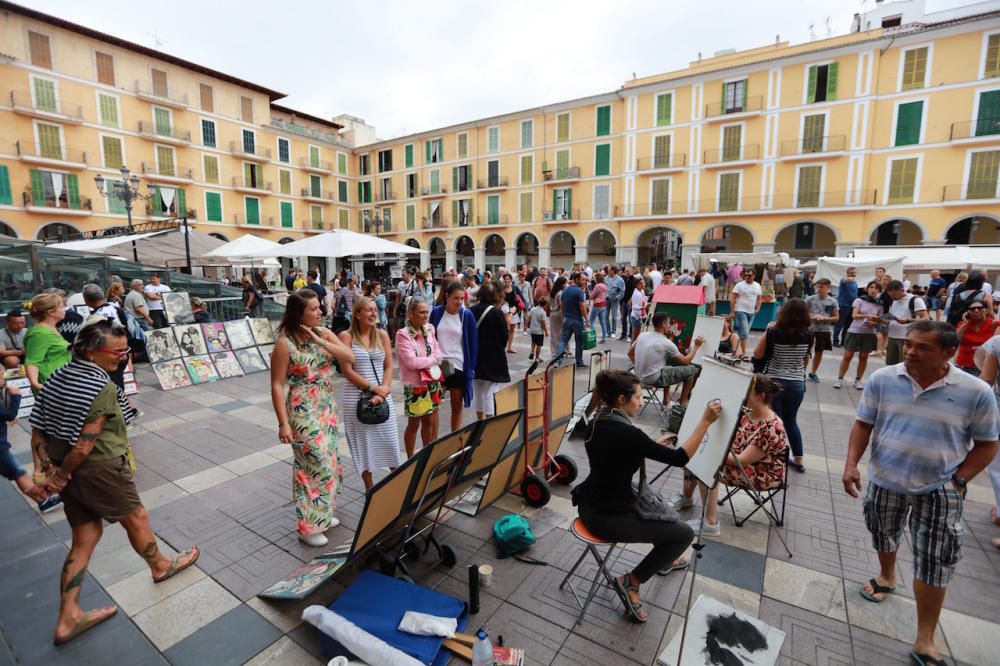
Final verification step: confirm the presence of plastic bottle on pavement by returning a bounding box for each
[471,629,493,666]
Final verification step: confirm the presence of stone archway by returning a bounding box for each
[635,225,683,268]
[774,221,837,259]
[0,220,17,238]
[701,224,753,253]
[550,231,576,270]
[945,215,1000,244]
[586,229,616,268]
[428,237,446,278]
[869,219,924,246]
[483,234,506,275]
[37,222,81,241]
[455,235,474,270]
[515,232,539,271]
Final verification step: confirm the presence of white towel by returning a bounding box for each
[301,606,423,666]
[397,610,457,638]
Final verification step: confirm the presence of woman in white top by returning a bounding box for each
[430,282,478,432]
[630,278,647,344]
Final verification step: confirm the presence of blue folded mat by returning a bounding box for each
[319,570,468,665]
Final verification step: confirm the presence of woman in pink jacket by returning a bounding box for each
[394,298,444,456]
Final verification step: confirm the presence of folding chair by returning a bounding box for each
[559,518,620,625]
[638,382,670,426]
[717,457,792,556]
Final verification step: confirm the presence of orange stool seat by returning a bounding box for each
[571,517,610,544]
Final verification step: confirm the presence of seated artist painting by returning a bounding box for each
[628,312,703,405]
[572,369,721,623]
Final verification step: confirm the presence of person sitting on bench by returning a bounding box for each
[628,312,703,406]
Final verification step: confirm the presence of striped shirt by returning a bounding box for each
[856,363,999,494]
[762,329,811,382]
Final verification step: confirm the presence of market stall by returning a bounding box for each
[691,252,792,330]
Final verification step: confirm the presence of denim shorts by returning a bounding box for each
[733,311,753,339]
[0,446,26,482]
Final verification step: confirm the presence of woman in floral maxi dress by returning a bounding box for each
[270,289,355,547]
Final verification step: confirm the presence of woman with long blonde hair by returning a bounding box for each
[337,296,402,490]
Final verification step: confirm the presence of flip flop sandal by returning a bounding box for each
[612,575,648,623]
[153,546,200,584]
[859,577,896,603]
[657,556,689,576]
[910,649,950,665]
[53,606,118,645]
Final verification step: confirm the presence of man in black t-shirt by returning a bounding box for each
[620,266,637,340]
[304,270,329,316]
[284,268,297,292]
[242,277,264,317]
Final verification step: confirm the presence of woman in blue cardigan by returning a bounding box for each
[430,280,478,431]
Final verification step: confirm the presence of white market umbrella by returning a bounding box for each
[200,233,282,262]
[259,229,427,259]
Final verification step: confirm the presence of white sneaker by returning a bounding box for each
[833,378,844,389]
[667,492,694,510]
[329,517,340,528]
[686,517,721,536]
[853,379,864,390]
[298,532,328,547]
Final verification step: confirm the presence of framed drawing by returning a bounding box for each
[224,319,255,350]
[173,324,207,357]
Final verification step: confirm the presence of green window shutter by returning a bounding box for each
[204,156,219,184]
[279,170,291,194]
[967,151,1000,198]
[107,180,125,213]
[430,169,440,193]
[556,150,569,179]
[458,134,467,158]
[406,205,415,230]
[895,101,923,146]
[520,155,532,184]
[0,165,10,205]
[311,204,322,224]
[37,123,62,159]
[405,144,413,168]
[520,192,532,222]
[452,167,458,192]
[806,66,818,104]
[987,34,1000,77]
[557,114,570,142]
[245,197,260,224]
[337,153,347,175]
[596,105,611,136]
[797,166,822,207]
[826,62,839,100]
[357,182,363,202]
[206,192,222,221]
[719,173,739,211]
[157,146,175,176]
[102,136,123,169]
[150,186,162,214]
[888,158,918,204]
[452,200,458,226]
[653,135,671,168]
[310,174,321,196]
[66,174,80,209]
[154,107,171,135]
[488,127,499,153]
[98,94,118,126]
[30,170,45,205]
[176,189,186,215]
[566,189,571,219]
[595,144,610,176]
[976,91,1000,136]
[426,141,431,164]
[244,162,253,186]
[802,114,825,153]
[722,125,741,160]
[309,146,320,168]
[742,81,747,109]
[280,201,293,227]
[656,93,672,126]
[487,195,499,224]
[552,189,557,219]
[338,180,348,202]
[721,82,727,109]
[33,78,56,111]
[902,47,928,90]
[651,180,670,214]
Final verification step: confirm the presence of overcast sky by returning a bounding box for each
[32,0,968,139]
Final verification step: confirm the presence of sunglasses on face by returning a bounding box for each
[98,346,131,357]
[968,306,986,311]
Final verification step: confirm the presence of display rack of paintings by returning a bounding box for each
[185,355,220,384]
[234,346,268,374]
[153,359,192,390]
[211,351,245,378]
[163,292,195,325]
[250,318,275,345]
[202,323,231,352]
[146,328,182,363]
[174,324,208,356]
[258,344,274,368]
[224,319,255,349]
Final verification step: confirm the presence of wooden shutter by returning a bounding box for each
[796,166,822,207]
[199,83,214,112]
[154,107,171,135]
[901,47,927,90]
[888,158,918,204]
[339,180,348,202]
[30,170,45,206]
[29,31,52,68]
[976,91,1000,136]
[107,179,126,214]
[311,204,322,225]
[0,166,10,205]
[802,114,825,153]
[406,205,415,230]
[520,155,532,184]
[157,146,175,176]
[204,156,219,183]
[405,144,413,168]
[987,34,1000,78]
[967,151,1000,198]
[95,52,115,86]
[488,195,499,224]
[66,174,80,209]
[241,96,254,122]
[281,202,295,227]
[552,189,557,219]
[596,106,611,136]
[653,135,671,168]
[826,62,839,100]
[452,167,459,192]
[488,127,499,153]
[98,94,118,126]
[595,144,610,176]
[426,141,432,164]
[150,186,162,214]
[722,125,741,161]
[656,93,672,126]
[430,169,440,193]
[151,69,168,97]
[651,180,669,214]
[176,189,186,215]
[520,192,532,222]
[521,121,532,148]
[102,136,123,169]
[37,123,61,159]
[557,114,570,142]
[279,169,291,194]
[894,101,923,146]
[719,173,739,211]
[244,162,254,188]
[245,197,260,224]
[458,134,468,158]
[206,192,222,221]
[594,184,609,218]
[308,174,319,197]
[338,153,347,174]
[452,200,459,226]
[556,150,570,179]
[33,78,56,111]
[565,189,571,219]
[806,65,818,104]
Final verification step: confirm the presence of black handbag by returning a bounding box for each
[356,355,390,425]
[631,463,679,522]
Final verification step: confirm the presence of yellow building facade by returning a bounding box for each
[1,0,1000,275]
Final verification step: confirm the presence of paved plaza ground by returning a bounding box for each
[1,328,999,665]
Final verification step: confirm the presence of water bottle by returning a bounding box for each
[471,629,493,666]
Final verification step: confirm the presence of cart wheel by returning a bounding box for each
[403,539,422,562]
[378,553,396,575]
[521,473,551,508]
[550,454,578,485]
[440,544,457,568]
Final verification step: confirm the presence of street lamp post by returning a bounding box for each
[94,165,150,263]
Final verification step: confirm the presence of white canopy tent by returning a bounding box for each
[198,233,281,267]
[815,256,906,286]
[259,230,427,259]
[47,229,171,252]
[853,245,1000,271]
[46,227,226,268]
[690,251,792,270]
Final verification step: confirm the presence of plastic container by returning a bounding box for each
[471,629,493,666]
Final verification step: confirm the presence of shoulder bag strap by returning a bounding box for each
[476,305,493,328]
[368,351,382,386]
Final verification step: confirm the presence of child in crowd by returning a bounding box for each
[527,297,548,361]
[0,376,61,512]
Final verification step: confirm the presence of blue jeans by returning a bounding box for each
[589,306,609,339]
[555,317,585,365]
[620,299,631,338]
[0,446,26,482]
[607,298,620,335]
[733,311,753,340]
[771,378,805,458]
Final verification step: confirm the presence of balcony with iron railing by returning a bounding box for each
[703,144,761,167]
[134,80,189,109]
[422,216,449,229]
[306,219,331,231]
[15,140,88,169]
[421,186,449,198]
[141,161,194,184]
[376,189,396,202]
[942,183,1000,202]
[705,95,764,121]
[621,189,877,216]
[230,141,271,163]
[298,157,334,174]
[232,176,272,194]
[22,190,93,215]
[949,118,1000,143]
[543,166,581,183]
[779,134,848,160]
[476,214,510,226]
[137,121,191,145]
[9,90,84,124]
[544,208,582,222]
[232,213,275,226]
[477,176,510,190]
[271,119,350,148]
[300,187,334,203]
[635,154,687,172]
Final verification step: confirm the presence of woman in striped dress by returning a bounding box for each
[338,296,402,491]
[752,298,813,473]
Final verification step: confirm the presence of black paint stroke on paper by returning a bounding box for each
[703,612,768,666]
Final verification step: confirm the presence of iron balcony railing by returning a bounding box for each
[942,183,1000,201]
[703,144,761,165]
[636,154,687,171]
[705,95,764,118]
[477,177,510,189]
[9,90,84,120]
[622,189,877,216]
[15,140,88,165]
[137,121,191,143]
[949,118,1000,141]
[780,134,848,156]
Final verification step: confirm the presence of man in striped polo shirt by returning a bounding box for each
[843,320,998,666]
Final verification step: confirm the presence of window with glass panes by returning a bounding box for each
[405,174,417,198]
[33,78,56,112]
[520,120,533,148]
[453,165,471,192]
[242,130,255,154]
[595,144,611,176]
[154,107,171,136]
[279,201,293,228]
[278,138,290,163]
[310,205,323,228]
[520,155,533,185]
[203,155,219,183]
[382,209,392,232]
[519,192,533,222]
[102,136,123,169]
[802,114,825,153]
[381,177,392,199]
[651,179,670,214]
[453,199,472,226]
[722,125,742,161]
[796,165,822,207]
[37,123,62,159]
[244,163,262,189]
[359,154,370,175]
[718,173,740,211]
[205,191,222,221]
[807,63,839,103]
[487,126,500,153]
[895,101,923,146]
[976,91,1000,136]
[653,135,671,168]
[794,223,814,249]
[593,184,610,219]
[967,151,1000,199]
[724,80,746,113]
[655,93,673,126]
[378,149,393,172]
[156,146,175,176]
[149,186,184,217]
[98,94,118,126]
[339,180,349,203]
[279,169,291,194]
[553,188,571,220]
[29,170,79,208]
[487,195,500,224]
[888,158,918,203]
[596,105,611,137]
[426,140,442,164]
[487,160,499,187]
[201,119,216,147]
[901,47,928,90]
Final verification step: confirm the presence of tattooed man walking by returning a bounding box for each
[31,318,198,645]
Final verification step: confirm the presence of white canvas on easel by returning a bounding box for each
[676,358,754,488]
[690,315,726,364]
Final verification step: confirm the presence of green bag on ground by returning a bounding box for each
[493,514,535,557]
[582,327,597,350]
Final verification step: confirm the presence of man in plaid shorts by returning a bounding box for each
[843,320,999,666]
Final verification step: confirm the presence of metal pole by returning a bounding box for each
[126,198,139,263]
[182,216,192,274]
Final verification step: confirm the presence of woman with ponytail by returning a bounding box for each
[572,369,721,623]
